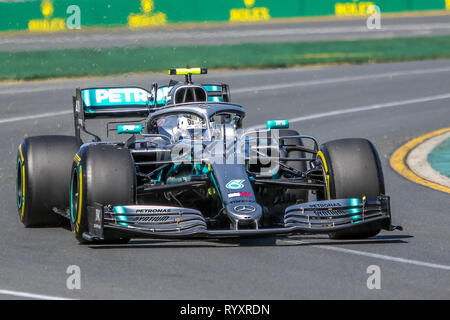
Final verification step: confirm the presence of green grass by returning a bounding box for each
[3,35,450,81]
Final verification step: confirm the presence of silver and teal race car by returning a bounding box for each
[16,68,401,244]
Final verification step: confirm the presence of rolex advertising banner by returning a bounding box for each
[0,0,448,32]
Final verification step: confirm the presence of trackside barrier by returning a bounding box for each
[0,0,448,32]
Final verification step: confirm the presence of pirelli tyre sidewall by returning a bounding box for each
[17,136,80,227]
[318,138,386,239]
[70,144,136,244]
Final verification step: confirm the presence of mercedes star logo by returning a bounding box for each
[233,205,256,213]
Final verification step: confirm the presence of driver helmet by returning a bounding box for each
[178,115,206,139]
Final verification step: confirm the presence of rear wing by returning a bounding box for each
[73,87,153,143]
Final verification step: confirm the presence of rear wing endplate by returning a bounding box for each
[73,87,153,143]
[75,87,152,119]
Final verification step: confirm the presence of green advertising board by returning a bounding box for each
[0,0,448,32]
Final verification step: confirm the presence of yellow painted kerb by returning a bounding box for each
[390,127,450,194]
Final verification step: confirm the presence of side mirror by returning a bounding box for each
[117,124,143,134]
[266,120,289,130]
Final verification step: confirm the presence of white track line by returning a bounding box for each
[316,245,450,271]
[233,66,450,94]
[0,289,72,300]
[247,92,450,131]
[0,110,71,125]
[278,240,450,271]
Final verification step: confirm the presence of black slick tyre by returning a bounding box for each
[70,144,135,244]
[317,138,385,239]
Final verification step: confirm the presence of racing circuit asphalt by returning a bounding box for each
[0,60,449,299]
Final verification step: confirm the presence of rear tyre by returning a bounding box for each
[70,144,135,244]
[317,138,385,239]
[17,136,80,227]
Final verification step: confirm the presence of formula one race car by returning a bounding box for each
[16,67,401,244]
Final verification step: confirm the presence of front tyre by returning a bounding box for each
[70,144,136,244]
[318,138,386,239]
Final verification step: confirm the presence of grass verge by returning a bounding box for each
[3,35,450,81]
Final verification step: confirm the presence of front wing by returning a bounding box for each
[83,196,401,241]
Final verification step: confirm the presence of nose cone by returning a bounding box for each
[226,202,262,225]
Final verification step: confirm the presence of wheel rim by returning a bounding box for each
[70,168,79,224]
[16,158,23,209]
